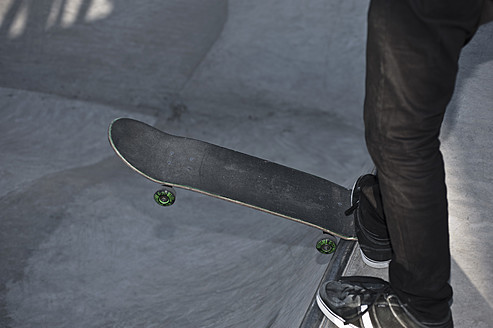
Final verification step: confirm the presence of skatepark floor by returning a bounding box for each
[1,1,492,327]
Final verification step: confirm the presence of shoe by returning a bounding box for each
[316,276,453,328]
[349,174,392,268]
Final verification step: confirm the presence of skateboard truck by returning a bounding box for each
[154,186,176,206]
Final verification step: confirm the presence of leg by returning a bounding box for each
[317,1,487,327]
[364,0,483,321]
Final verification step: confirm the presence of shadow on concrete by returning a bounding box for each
[0,0,228,110]
[451,259,493,327]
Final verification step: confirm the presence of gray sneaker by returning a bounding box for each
[316,276,453,328]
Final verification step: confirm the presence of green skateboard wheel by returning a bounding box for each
[316,237,337,254]
[154,188,176,206]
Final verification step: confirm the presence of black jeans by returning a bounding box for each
[364,0,486,322]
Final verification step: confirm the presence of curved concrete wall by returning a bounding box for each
[0,0,367,124]
[0,0,228,109]
[183,1,367,123]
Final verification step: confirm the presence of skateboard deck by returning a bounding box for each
[109,118,357,251]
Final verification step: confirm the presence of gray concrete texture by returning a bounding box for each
[0,0,492,327]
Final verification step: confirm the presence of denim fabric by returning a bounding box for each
[364,0,485,322]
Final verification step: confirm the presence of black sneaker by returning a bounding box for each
[349,174,392,268]
[316,276,453,328]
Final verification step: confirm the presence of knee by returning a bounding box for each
[364,113,443,174]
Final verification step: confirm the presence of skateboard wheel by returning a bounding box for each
[316,237,337,254]
[154,188,176,206]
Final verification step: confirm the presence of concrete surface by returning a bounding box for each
[0,0,492,327]
[441,25,493,328]
[0,92,368,328]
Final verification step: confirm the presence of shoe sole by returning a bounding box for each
[316,291,376,328]
[316,292,359,328]
[360,248,391,269]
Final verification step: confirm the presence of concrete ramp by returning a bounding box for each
[0,96,368,327]
[0,3,373,326]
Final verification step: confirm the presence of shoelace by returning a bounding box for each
[345,183,361,216]
[342,285,393,326]
[344,199,359,216]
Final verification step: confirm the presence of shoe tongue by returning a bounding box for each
[341,280,391,305]
[339,284,374,305]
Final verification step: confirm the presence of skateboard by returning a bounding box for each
[108,118,357,254]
